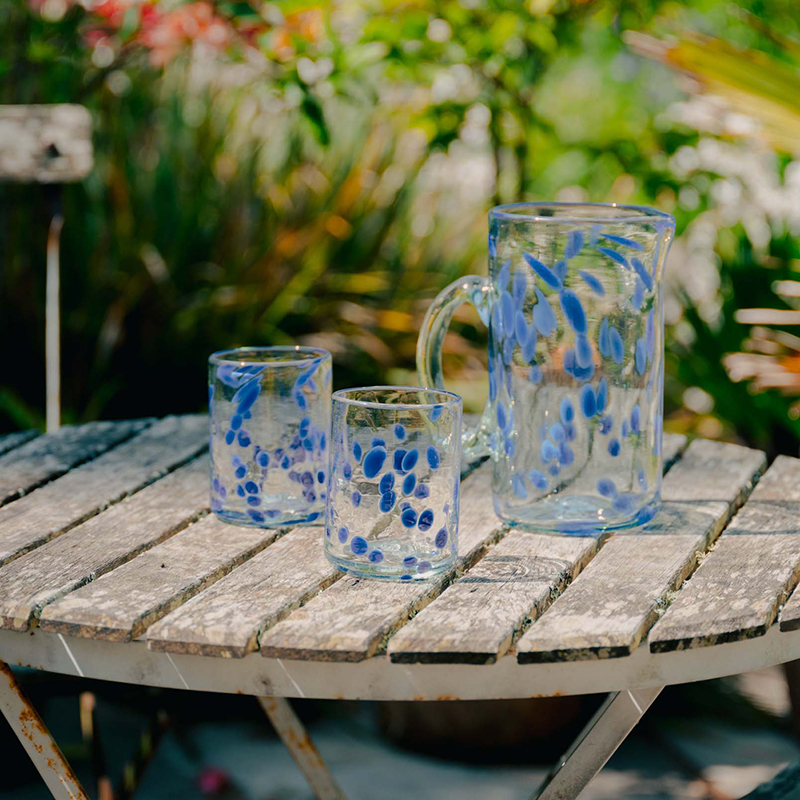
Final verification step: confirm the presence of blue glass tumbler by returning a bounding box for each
[417,203,675,533]
[325,387,462,579]
[209,346,332,527]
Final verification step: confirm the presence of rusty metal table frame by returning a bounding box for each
[3,623,800,799]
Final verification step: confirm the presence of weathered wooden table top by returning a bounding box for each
[0,415,798,674]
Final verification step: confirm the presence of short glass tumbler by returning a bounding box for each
[325,387,462,580]
[209,346,332,527]
[417,203,675,533]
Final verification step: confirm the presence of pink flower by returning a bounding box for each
[195,766,231,796]
[139,2,231,66]
[92,0,129,28]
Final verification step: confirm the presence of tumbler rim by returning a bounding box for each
[209,345,330,368]
[333,385,462,411]
[489,202,675,226]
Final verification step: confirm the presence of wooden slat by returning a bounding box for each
[0,419,149,506]
[258,463,507,662]
[650,455,800,652]
[257,440,686,665]
[38,516,274,642]
[0,430,39,457]
[0,104,93,183]
[0,416,207,567]
[515,440,766,663]
[146,527,337,657]
[0,457,208,632]
[388,532,596,664]
[386,435,713,665]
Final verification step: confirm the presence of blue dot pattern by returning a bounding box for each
[350,537,368,555]
[609,326,624,364]
[597,245,629,269]
[559,289,587,334]
[631,257,653,291]
[580,385,596,418]
[418,509,434,531]
[379,472,395,494]
[533,287,556,336]
[603,233,642,251]
[579,270,605,296]
[597,478,617,497]
[402,448,420,473]
[575,334,593,368]
[541,440,558,463]
[363,447,387,479]
[401,507,418,528]
[379,491,397,513]
[635,338,646,375]
[565,229,584,259]
[524,253,562,290]
[529,469,548,490]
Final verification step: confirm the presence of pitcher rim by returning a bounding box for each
[489,202,675,226]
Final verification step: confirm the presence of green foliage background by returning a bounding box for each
[2,0,800,455]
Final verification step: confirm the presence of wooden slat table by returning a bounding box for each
[2,417,800,800]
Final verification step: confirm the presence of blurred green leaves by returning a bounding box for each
[3,0,800,460]
[629,14,800,450]
[627,30,800,156]
[300,92,330,145]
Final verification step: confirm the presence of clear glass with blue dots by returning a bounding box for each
[208,346,332,528]
[325,387,462,580]
[417,203,675,533]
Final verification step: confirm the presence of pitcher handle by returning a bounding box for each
[416,275,493,460]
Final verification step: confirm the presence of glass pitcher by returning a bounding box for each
[416,203,675,533]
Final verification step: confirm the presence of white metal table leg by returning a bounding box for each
[531,685,664,800]
[258,695,348,800]
[0,660,90,800]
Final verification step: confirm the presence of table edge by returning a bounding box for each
[1,623,797,701]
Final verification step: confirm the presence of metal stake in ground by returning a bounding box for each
[0,104,93,431]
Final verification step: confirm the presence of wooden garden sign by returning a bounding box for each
[0,104,93,183]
